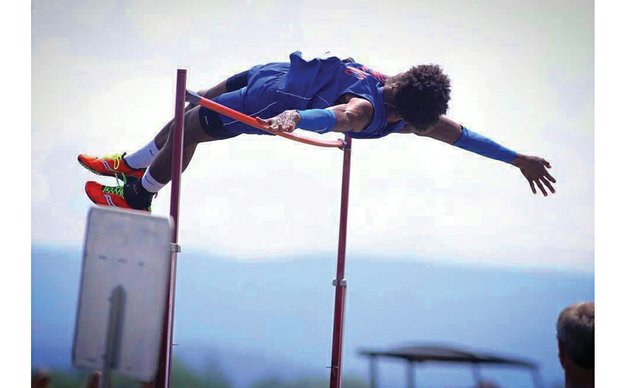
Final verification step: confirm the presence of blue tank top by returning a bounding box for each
[247,52,406,139]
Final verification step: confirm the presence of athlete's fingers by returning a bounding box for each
[544,170,556,183]
[541,177,556,194]
[258,117,279,132]
[528,179,536,194]
[534,179,548,196]
[256,117,270,127]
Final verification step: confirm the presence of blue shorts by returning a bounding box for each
[214,87,281,136]
[199,63,290,139]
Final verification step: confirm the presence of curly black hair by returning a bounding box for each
[392,64,451,130]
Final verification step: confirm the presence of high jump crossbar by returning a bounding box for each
[152,69,352,388]
[186,89,346,149]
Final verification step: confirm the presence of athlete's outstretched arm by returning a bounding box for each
[402,116,557,196]
[257,98,373,134]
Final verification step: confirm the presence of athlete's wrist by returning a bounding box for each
[510,153,527,167]
[289,110,302,124]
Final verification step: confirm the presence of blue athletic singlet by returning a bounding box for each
[213,51,406,138]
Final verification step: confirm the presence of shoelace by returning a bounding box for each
[101,174,127,197]
[102,173,153,211]
[114,172,127,186]
[102,184,124,197]
[102,153,124,170]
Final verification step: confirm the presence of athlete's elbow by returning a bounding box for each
[344,112,371,133]
[347,124,365,133]
[334,120,362,133]
[411,130,427,137]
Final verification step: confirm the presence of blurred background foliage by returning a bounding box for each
[31,358,367,388]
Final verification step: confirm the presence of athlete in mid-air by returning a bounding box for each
[79,51,556,211]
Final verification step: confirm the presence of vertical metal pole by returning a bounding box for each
[329,135,352,388]
[152,69,186,388]
[406,360,415,388]
[100,286,126,388]
[369,356,377,388]
[471,363,482,386]
[530,369,545,388]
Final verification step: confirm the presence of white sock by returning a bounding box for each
[141,169,166,194]
[124,139,160,169]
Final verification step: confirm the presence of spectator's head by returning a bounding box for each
[556,301,594,386]
[84,371,101,388]
[31,368,50,388]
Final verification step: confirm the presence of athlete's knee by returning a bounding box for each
[164,108,205,145]
[197,106,238,141]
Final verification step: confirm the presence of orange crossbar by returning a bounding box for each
[187,90,345,149]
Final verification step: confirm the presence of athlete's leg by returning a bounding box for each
[151,70,250,147]
[84,71,256,211]
[80,71,251,177]
[148,105,212,185]
[83,105,234,211]
[124,82,228,170]
[143,70,251,170]
[121,102,239,210]
[77,94,217,177]
[146,69,251,154]
[151,82,227,149]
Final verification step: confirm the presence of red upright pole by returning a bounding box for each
[329,135,352,388]
[151,69,186,388]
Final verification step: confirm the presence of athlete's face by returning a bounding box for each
[383,83,403,123]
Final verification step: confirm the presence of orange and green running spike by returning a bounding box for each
[78,152,145,179]
[84,181,150,212]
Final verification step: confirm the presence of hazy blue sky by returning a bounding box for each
[31,0,594,272]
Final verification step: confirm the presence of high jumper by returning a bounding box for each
[79,51,556,210]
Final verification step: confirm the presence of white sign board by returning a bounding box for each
[72,206,173,382]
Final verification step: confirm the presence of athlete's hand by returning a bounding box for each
[512,154,556,196]
[257,110,301,133]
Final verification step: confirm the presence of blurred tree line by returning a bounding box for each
[31,358,367,388]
